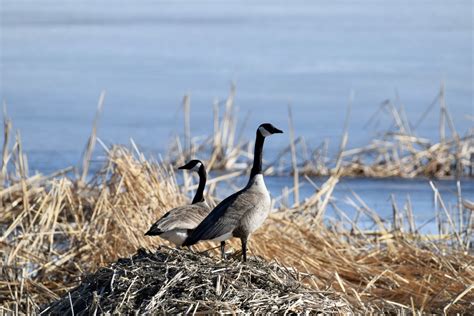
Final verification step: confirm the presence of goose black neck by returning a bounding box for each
[250,132,265,179]
[192,166,206,204]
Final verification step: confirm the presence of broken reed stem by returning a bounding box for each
[288,105,299,207]
[1,105,11,189]
[335,92,353,173]
[391,194,400,232]
[456,181,463,241]
[80,90,106,185]
[429,181,464,247]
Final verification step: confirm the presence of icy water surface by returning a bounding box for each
[1,0,472,172]
[1,0,473,225]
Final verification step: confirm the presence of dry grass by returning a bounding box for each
[169,85,474,179]
[0,145,183,312]
[168,84,252,173]
[1,142,473,314]
[255,217,473,314]
[42,247,353,314]
[1,91,473,314]
[337,85,474,179]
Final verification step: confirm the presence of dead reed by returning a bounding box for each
[1,90,473,314]
[331,89,474,178]
[168,84,252,173]
[169,85,474,179]
[1,144,472,313]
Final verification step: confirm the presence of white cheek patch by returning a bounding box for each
[191,162,202,172]
[258,126,272,137]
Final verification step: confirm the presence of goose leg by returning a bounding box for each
[241,238,247,262]
[220,241,226,259]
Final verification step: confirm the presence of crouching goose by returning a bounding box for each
[182,123,283,261]
[145,160,211,246]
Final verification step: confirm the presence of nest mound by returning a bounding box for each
[42,247,352,314]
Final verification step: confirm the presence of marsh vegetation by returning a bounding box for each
[1,90,473,314]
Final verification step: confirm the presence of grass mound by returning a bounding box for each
[42,247,352,314]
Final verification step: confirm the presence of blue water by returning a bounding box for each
[1,0,473,231]
[205,174,473,234]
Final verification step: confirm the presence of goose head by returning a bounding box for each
[178,159,204,172]
[258,123,284,137]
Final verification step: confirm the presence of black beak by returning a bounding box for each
[273,127,284,134]
[178,165,186,170]
[144,226,161,236]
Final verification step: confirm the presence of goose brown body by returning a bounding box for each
[183,123,283,261]
[145,160,211,246]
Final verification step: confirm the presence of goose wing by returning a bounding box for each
[146,202,210,234]
[183,190,258,246]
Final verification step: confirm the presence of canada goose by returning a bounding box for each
[182,123,283,261]
[144,160,211,246]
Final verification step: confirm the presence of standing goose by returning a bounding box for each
[182,123,283,261]
[145,160,211,246]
